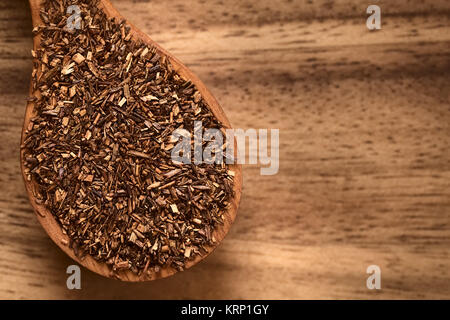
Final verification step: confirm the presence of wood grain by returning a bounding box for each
[0,0,449,298]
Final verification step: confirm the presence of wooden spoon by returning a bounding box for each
[21,0,242,281]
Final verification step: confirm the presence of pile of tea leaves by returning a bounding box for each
[22,0,234,276]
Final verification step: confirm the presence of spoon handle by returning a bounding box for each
[29,0,42,27]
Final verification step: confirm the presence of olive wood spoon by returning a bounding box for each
[21,0,242,281]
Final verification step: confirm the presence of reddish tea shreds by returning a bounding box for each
[22,0,234,276]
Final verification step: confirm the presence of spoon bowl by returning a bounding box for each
[21,0,242,281]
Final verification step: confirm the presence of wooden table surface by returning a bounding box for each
[0,0,449,299]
